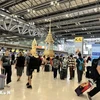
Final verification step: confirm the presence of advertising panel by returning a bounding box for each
[92,44,100,59]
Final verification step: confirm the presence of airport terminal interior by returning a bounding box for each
[0,0,100,100]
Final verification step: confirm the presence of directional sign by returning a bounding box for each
[75,37,84,55]
[75,37,83,42]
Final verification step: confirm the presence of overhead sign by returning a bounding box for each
[75,37,84,55]
[75,37,83,42]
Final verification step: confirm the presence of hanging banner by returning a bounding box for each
[75,37,84,54]
[92,44,100,59]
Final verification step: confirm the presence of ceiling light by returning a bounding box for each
[57,3,59,6]
[66,14,69,18]
[65,30,69,32]
[82,28,84,30]
[21,16,24,19]
[87,32,91,34]
[91,35,94,38]
[50,1,59,6]
[82,28,87,30]
[45,19,48,21]
[5,16,9,19]
[1,8,5,10]
[27,9,30,12]
[14,15,17,18]
[50,1,54,5]
[33,10,36,13]
[76,22,81,25]
[0,14,5,17]
[6,10,10,13]
[33,22,35,25]
[94,8,98,12]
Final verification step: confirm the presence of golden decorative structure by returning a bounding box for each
[31,38,38,57]
[43,22,55,57]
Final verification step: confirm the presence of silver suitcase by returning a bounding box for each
[0,75,6,89]
[0,69,6,90]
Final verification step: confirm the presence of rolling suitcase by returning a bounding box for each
[75,81,92,96]
[44,64,50,72]
[0,69,6,90]
[60,69,65,80]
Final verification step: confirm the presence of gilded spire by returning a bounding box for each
[31,38,38,57]
[44,21,55,57]
[32,38,37,49]
[45,21,54,43]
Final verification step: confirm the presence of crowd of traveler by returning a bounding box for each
[0,49,100,100]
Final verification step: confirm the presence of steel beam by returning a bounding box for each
[56,30,100,36]
[59,33,100,39]
[38,13,100,27]
[51,21,100,30]
[0,0,26,8]
[28,1,100,22]
[53,25,100,33]
[15,0,70,15]
[0,28,36,39]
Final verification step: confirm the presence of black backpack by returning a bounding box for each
[86,58,100,81]
[28,56,39,69]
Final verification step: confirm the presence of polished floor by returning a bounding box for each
[0,67,99,100]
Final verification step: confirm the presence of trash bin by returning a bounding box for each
[0,75,6,90]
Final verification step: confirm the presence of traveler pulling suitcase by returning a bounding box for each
[75,80,92,96]
[0,69,6,90]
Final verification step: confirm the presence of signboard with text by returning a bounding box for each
[75,37,84,54]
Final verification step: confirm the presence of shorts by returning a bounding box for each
[26,67,34,76]
[17,67,24,76]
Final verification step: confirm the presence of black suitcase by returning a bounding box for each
[44,65,50,72]
[60,69,65,80]
[86,66,92,78]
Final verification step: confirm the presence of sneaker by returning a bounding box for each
[87,92,92,100]
[27,85,32,89]
[5,84,10,88]
[26,83,29,86]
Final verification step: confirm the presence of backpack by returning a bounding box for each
[28,56,39,69]
[86,59,100,81]
[2,56,11,67]
[53,59,60,68]
[78,59,84,71]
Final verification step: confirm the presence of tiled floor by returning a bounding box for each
[0,67,99,100]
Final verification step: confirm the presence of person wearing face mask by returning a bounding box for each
[0,50,12,87]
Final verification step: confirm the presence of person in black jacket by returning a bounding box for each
[15,52,25,81]
[87,59,100,100]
